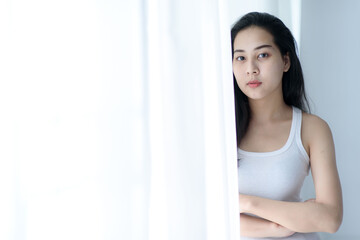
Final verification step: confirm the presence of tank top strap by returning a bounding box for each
[292,107,310,161]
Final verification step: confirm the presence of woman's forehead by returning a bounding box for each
[233,26,275,51]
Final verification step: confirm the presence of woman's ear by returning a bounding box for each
[283,53,291,72]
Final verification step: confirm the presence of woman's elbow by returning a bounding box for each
[326,220,341,233]
[325,208,343,233]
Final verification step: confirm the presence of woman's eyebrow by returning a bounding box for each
[233,44,273,53]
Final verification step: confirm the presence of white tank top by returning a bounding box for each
[237,107,320,240]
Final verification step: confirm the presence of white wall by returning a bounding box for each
[300,0,360,239]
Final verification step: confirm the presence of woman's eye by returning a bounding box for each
[236,56,245,61]
[258,53,268,58]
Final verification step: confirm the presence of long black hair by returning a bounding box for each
[231,12,310,146]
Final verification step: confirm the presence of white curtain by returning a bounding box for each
[0,0,239,240]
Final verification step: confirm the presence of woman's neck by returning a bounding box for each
[248,97,291,124]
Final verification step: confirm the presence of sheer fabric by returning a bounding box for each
[0,0,239,239]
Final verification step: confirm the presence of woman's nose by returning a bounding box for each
[246,61,259,75]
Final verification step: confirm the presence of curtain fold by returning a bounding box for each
[146,0,239,239]
[0,0,239,239]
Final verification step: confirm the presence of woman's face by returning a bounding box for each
[232,26,290,101]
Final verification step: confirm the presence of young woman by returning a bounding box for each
[232,12,343,239]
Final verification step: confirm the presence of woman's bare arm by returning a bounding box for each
[239,115,343,233]
[240,214,295,238]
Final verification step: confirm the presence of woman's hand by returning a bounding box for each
[240,213,296,238]
[239,194,296,237]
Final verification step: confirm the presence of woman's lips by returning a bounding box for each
[247,80,262,88]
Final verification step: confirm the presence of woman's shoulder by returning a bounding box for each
[301,111,331,133]
[301,111,334,153]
